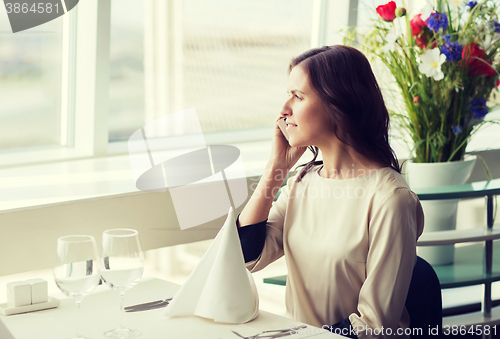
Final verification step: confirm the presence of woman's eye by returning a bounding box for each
[287,92,302,100]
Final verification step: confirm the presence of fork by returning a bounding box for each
[231,325,307,339]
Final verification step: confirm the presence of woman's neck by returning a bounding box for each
[318,143,385,179]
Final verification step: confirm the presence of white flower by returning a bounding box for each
[483,34,493,50]
[460,9,470,24]
[483,34,500,52]
[418,48,446,81]
[383,31,401,53]
[420,0,435,20]
[449,0,462,15]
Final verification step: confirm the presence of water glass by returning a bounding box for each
[100,228,144,338]
[54,235,100,339]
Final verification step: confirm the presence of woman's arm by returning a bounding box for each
[238,116,306,227]
[239,181,290,272]
[237,117,306,271]
[237,160,289,227]
[348,188,424,339]
[238,171,299,271]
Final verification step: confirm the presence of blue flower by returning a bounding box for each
[451,125,463,135]
[469,98,488,119]
[443,34,451,44]
[466,1,478,9]
[440,41,463,62]
[492,20,500,34]
[426,12,449,32]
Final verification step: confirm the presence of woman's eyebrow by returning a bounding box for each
[288,89,306,95]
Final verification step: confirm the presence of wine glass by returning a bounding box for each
[54,235,101,339]
[99,229,144,338]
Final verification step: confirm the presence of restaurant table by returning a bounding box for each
[0,277,344,339]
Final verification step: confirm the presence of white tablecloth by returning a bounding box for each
[0,277,344,339]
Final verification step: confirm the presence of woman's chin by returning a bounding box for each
[289,140,305,148]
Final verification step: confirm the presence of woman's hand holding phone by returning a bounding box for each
[270,117,307,171]
[277,117,289,141]
[238,117,303,226]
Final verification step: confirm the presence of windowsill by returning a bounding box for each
[0,145,94,170]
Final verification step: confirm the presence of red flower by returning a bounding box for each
[415,36,437,49]
[416,37,427,48]
[411,14,434,48]
[413,96,421,103]
[376,1,397,22]
[461,42,496,77]
[411,14,427,36]
[496,79,500,87]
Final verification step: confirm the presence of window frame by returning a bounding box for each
[0,0,111,168]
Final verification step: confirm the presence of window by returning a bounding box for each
[108,0,145,142]
[108,0,313,143]
[0,6,63,151]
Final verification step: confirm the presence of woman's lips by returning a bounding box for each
[286,124,297,130]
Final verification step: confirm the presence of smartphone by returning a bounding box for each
[277,118,289,141]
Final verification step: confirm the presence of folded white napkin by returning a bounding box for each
[163,207,259,323]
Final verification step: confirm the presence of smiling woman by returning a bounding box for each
[285,46,401,182]
[280,66,332,150]
[237,45,424,339]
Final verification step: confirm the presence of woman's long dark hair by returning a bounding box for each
[290,45,401,182]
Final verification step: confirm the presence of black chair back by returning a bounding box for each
[405,256,443,339]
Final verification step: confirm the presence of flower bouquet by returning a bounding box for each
[355,0,500,163]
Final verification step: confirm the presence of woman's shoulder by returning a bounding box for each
[370,167,424,237]
[371,167,420,204]
[374,166,410,188]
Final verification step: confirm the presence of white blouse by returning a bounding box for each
[245,165,424,339]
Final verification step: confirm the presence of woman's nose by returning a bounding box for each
[281,100,292,117]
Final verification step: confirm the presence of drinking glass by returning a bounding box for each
[54,235,101,339]
[100,229,144,338]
